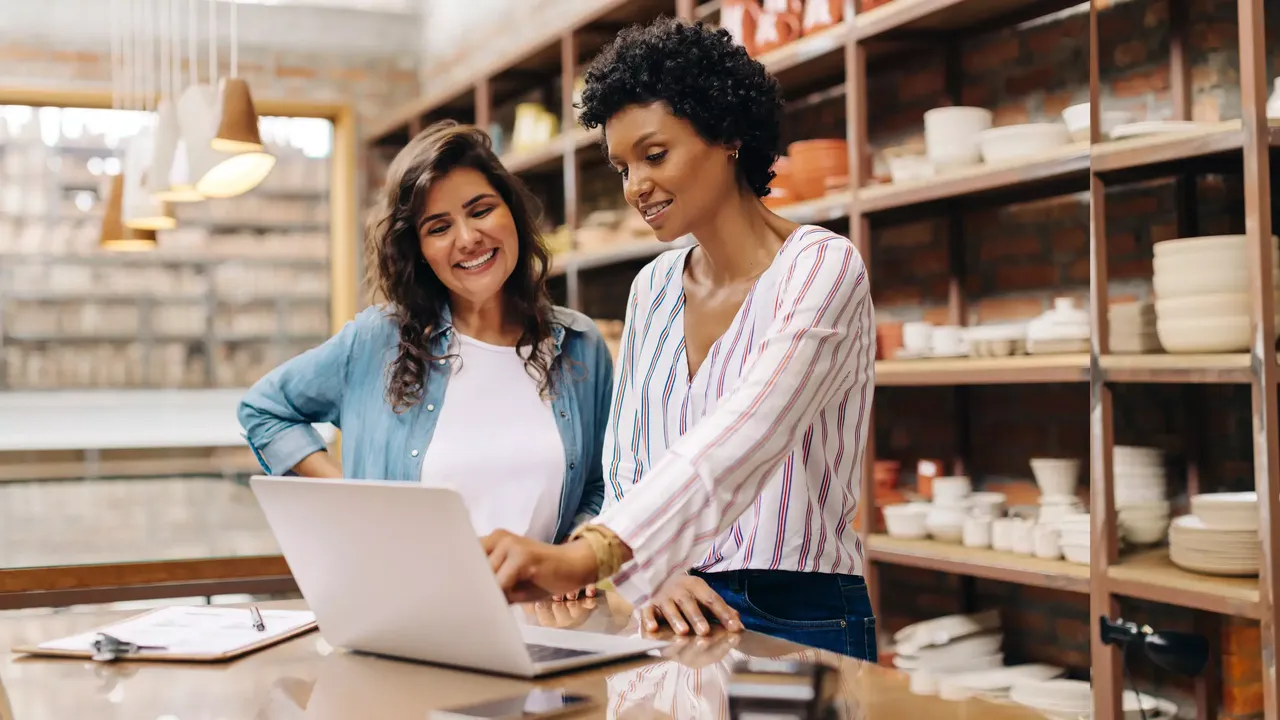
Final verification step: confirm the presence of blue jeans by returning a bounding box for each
[693,569,878,661]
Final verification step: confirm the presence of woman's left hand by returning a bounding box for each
[481,530,599,603]
[553,583,598,602]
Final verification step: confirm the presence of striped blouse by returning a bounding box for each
[593,225,876,607]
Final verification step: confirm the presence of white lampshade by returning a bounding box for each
[148,99,204,203]
[179,83,276,198]
[122,128,177,231]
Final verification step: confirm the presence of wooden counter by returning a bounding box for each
[0,597,1045,719]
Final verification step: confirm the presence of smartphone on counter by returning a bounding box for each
[431,689,595,719]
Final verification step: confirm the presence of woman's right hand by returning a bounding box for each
[642,575,742,636]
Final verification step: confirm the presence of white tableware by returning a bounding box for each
[902,321,934,354]
[923,106,993,169]
[991,517,1019,552]
[1011,520,1035,555]
[884,503,931,539]
[929,325,967,356]
[1032,523,1061,560]
[932,476,972,503]
[1030,458,1080,497]
[963,516,992,548]
[926,504,967,543]
[977,122,1071,164]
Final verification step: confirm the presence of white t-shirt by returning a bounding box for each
[418,333,566,542]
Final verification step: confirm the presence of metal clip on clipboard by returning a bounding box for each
[89,633,168,663]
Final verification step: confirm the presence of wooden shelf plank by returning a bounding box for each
[867,535,1090,593]
[1099,353,1253,383]
[502,127,602,174]
[775,191,852,225]
[855,0,1083,42]
[858,142,1089,216]
[549,237,689,277]
[1091,119,1280,179]
[876,354,1090,386]
[757,22,849,76]
[1107,548,1261,619]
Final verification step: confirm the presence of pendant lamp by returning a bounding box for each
[100,174,158,251]
[148,0,202,203]
[122,127,177,231]
[149,98,203,202]
[190,0,273,197]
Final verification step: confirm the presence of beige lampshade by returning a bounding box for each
[182,81,276,198]
[211,77,265,153]
[99,174,158,251]
[122,128,177,230]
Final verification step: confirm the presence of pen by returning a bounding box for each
[249,606,265,632]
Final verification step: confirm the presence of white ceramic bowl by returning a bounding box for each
[1061,543,1091,564]
[1030,458,1080,497]
[1061,102,1136,141]
[1157,315,1251,353]
[887,154,935,184]
[932,475,973,502]
[923,106,993,168]
[977,122,1071,164]
[883,503,930,539]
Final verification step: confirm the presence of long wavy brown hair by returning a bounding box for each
[364,120,556,412]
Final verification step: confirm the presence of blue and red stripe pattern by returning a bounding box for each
[595,225,877,607]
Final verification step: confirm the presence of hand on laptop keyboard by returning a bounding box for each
[481,529,599,603]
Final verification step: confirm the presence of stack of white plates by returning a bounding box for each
[1109,300,1160,354]
[1114,446,1170,545]
[1170,492,1260,576]
[1153,234,1280,352]
[1009,679,1160,719]
[1058,514,1091,565]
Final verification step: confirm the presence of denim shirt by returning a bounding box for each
[237,303,613,542]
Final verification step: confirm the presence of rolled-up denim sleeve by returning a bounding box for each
[237,311,365,475]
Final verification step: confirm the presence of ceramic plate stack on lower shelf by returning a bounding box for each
[1114,445,1170,546]
[1169,492,1261,576]
[1153,234,1280,352]
[1008,679,1174,719]
[1108,299,1160,354]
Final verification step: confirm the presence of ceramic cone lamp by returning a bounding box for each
[149,99,203,203]
[211,77,264,152]
[122,129,177,231]
[100,174,158,251]
[189,78,276,198]
[178,83,230,183]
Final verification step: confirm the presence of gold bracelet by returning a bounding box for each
[569,524,625,581]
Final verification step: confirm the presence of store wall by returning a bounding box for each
[0,0,421,127]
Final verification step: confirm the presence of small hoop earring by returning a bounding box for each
[730,150,739,160]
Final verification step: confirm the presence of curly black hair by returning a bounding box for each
[576,16,784,198]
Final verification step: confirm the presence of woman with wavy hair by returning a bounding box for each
[481,16,877,659]
[238,121,614,576]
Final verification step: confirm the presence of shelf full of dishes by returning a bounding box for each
[877,446,1261,579]
[877,297,1092,362]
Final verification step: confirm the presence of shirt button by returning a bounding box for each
[427,404,435,411]
[411,449,419,457]
[569,462,576,470]
[559,411,567,418]
[438,359,446,365]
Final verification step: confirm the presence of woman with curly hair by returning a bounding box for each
[238,121,613,571]
[482,17,878,659]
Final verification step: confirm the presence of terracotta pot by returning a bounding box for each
[876,321,903,360]
[721,0,760,55]
[873,459,901,491]
[788,138,849,200]
[753,6,802,55]
[802,0,844,34]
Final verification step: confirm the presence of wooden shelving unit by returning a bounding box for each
[362,1,1279,718]
[1087,0,1278,717]
[867,535,1090,593]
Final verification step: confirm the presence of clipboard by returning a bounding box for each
[13,605,319,663]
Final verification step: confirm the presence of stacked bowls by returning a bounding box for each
[1114,445,1170,545]
[1153,234,1280,352]
[1170,492,1260,576]
[786,139,848,201]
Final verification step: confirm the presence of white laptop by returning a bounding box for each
[249,475,667,678]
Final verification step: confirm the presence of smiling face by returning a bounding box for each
[417,166,519,310]
[605,102,740,242]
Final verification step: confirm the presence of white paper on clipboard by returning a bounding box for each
[37,606,316,657]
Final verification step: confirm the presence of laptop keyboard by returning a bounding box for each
[525,643,596,663]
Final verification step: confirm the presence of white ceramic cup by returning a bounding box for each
[902,321,933,354]
[962,516,992,548]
